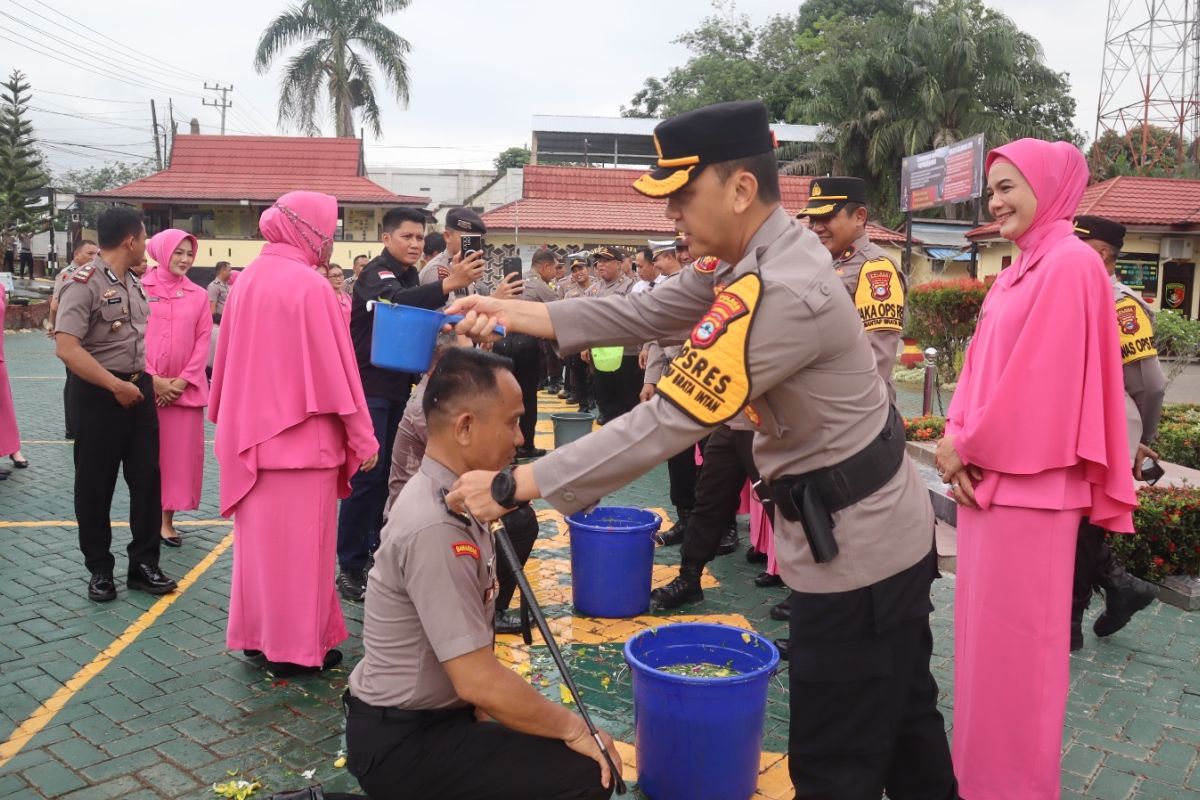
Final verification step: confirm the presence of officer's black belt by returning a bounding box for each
[342,690,474,723]
[768,405,906,563]
[109,370,144,382]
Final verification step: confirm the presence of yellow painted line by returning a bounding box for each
[0,532,234,770]
[0,519,230,529]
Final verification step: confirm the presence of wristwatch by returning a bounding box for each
[490,468,519,510]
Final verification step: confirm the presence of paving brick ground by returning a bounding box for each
[0,330,1197,799]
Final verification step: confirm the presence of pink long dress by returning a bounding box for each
[144,230,212,511]
[946,140,1136,800]
[0,286,20,456]
[209,191,377,667]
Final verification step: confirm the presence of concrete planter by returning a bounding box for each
[4,300,50,331]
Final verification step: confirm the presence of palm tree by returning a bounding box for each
[254,0,412,137]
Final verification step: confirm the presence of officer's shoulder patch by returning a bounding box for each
[71,264,96,283]
[657,272,762,426]
[452,541,480,560]
[1115,295,1157,365]
[378,270,396,281]
[854,257,904,332]
[693,257,718,274]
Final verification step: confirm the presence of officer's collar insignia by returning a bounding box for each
[840,246,856,261]
[439,489,471,525]
[103,268,119,284]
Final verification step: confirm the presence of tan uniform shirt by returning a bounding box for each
[350,457,497,710]
[563,280,600,300]
[1113,278,1166,444]
[522,273,559,304]
[52,264,81,301]
[207,278,230,317]
[643,270,686,384]
[55,256,150,373]
[595,274,637,356]
[384,379,429,520]
[834,234,905,403]
[534,207,932,594]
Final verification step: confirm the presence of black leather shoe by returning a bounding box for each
[769,599,791,621]
[755,572,783,588]
[746,546,767,564]
[650,562,704,610]
[1094,573,1157,637]
[269,786,328,800]
[516,446,547,459]
[337,569,366,602]
[243,650,264,659]
[1070,624,1083,652]
[266,649,343,678]
[716,524,738,556]
[557,388,570,399]
[494,609,524,635]
[127,564,177,595]
[774,637,790,660]
[88,571,117,602]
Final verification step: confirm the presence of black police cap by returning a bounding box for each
[446,207,486,235]
[633,101,778,198]
[798,177,867,217]
[1074,215,1125,250]
[592,245,624,261]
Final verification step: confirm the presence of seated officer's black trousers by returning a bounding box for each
[680,425,756,564]
[787,550,958,800]
[345,699,611,800]
[72,373,162,574]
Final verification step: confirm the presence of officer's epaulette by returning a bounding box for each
[693,256,718,274]
[71,264,96,283]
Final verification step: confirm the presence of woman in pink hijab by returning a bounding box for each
[936,139,1136,798]
[0,284,27,471]
[209,191,378,676]
[143,229,212,546]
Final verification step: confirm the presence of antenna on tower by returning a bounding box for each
[1094,0,1200,173]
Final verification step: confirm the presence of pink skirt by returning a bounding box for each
[748,494,778,575]
[227,468,348,666]
[0,359,20,456]
[953,504,1082,800]
[157,404,204,511]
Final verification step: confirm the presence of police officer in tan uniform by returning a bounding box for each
[562,255,598,410]
[445,101,957,798]
[1071,215,1162,650]
[50,239,99,439]
[55,207,177,603]
[800,177,905,402]
[591,246,640,423]
[344,348,618,800]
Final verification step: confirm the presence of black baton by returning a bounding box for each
[488,517,627,795]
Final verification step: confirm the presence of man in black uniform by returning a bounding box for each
[336,206,485,601]
[54,207,177,602]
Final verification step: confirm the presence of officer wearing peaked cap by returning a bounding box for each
[443,100,958,799]
[1071,215,1163,651]
[800,176,906,404]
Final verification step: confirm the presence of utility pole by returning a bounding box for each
[167,98,175,163]
[150,99,163,170]
[203,83,234,135]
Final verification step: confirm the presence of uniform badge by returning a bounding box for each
[103,268,119,284]
[866,269,894,301]
[378,270,396,280]
[743,404,762,427]
[111,320,123,331]
[452,541,480,560]
[691,291,749,349]
[102,289,117,298]
[840,247,856,261]
[105,298,121,305]
[1117,305,1139,335]
[693,257,718,274]
[1115,296,1157,365]
[854,258,904,333]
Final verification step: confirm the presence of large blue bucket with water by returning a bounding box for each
[567,507,660,618]
[369,301,505,373]
[624,622,780,800]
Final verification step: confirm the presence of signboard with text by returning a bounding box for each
[900,134,986,212]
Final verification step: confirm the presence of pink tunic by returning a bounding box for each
[946,139,1136,799]
[0,286,20,456]
[337,291,351,327]
[144,230,213,511]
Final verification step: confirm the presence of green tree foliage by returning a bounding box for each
[0,70,48,237]
[494,146,532,171]
[55,160,157,228]
[1088,126,1198,181]
[255,0,413,137]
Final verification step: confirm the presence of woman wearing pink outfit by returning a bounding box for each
[143,230,212,546]
[0,284,27,472]
[936,139,1136,799]
[209,191,378,676]
[327,264,352,326]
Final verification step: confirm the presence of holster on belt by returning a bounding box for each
[769,405,906,564]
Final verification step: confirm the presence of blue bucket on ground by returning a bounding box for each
[567,507,660,618]
[369,302,505,373]
[624,623,780,800]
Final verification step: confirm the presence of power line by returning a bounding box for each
[40,140,156,159]
[35,89,144,105]
[30,107,153,134]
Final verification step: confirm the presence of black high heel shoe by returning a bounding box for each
[10,456,28,469]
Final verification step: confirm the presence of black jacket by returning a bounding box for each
[351,250,449,402]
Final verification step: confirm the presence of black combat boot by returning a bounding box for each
[1094,570,1157,637]
[716,523,738,555]
[650,560,704,609]
[656,507,690,547]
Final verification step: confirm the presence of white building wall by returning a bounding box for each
[364,167,497,208]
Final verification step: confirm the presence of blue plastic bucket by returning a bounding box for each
[624,623,780,800]
[567,507,660,618]
[369,302,506,373]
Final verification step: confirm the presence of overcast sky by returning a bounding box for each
[0,0,1105,176]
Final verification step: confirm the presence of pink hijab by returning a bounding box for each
[145,229,198,293]
[208,191,375,515]
[948,138,1136,531]
[143,229,210,406]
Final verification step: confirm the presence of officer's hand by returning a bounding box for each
[639,383,656,403]
[360,453,380,472]
[446,293,504,320]
[638,349,648,369]
[446,250,486,292]
[492,272,523,300]
[580,349,591,364]
[564,719,622,790]
[446,470,506,522]
[1134,444,1160,480]
[449,309,505,344]
[112,381,143,408]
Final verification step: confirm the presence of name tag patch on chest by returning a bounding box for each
[854,258,904,332]
[452,541,480,559]
[1116,297,1157,365]
[657,273,762,425]
[378,270,396,280]
[106,297,122,305]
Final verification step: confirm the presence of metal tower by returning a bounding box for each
[1095,0,1200,171]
